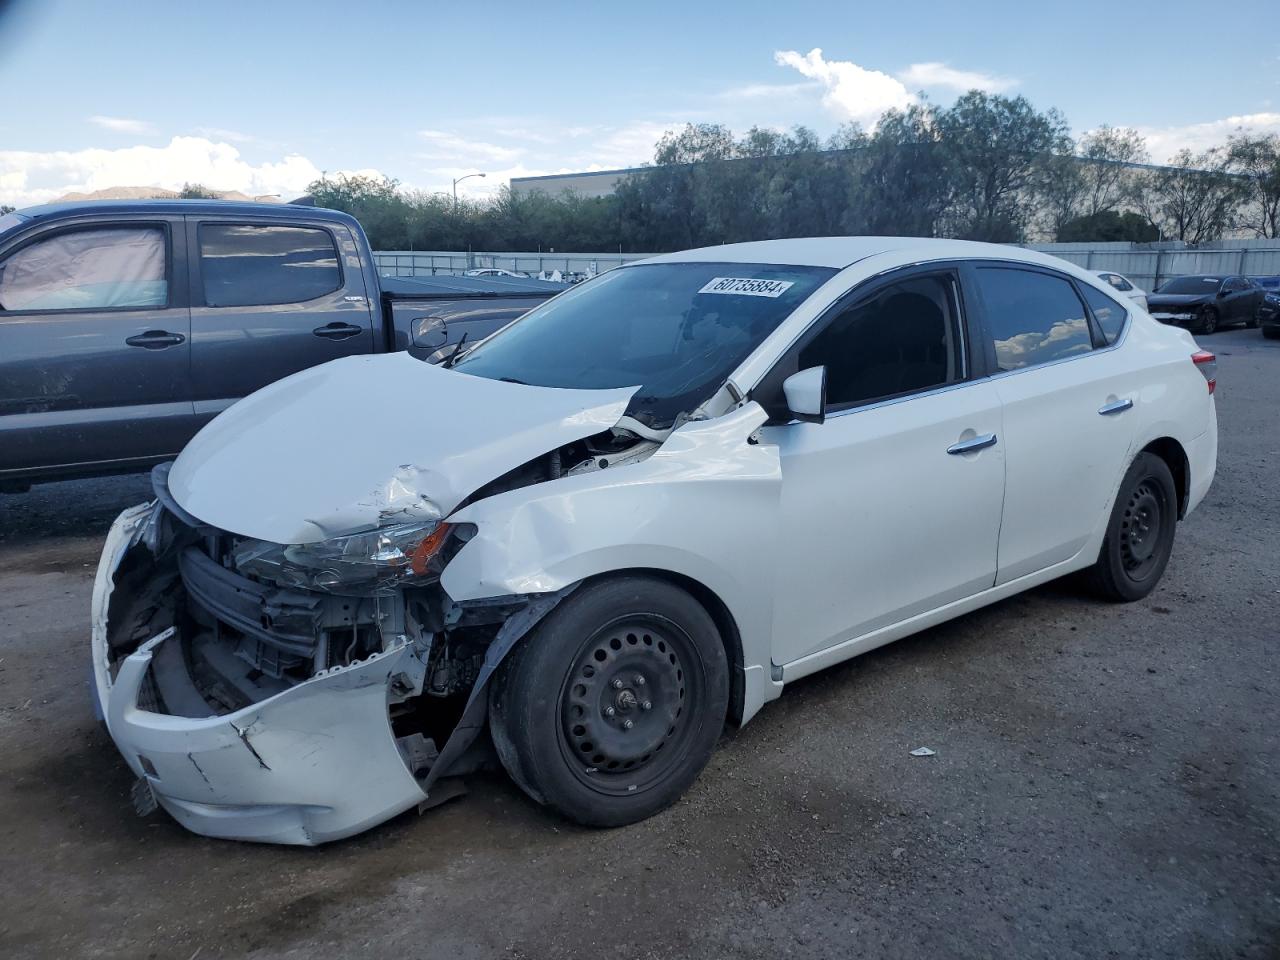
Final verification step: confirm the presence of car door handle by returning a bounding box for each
[125,330,186,349]
[946,432,998,455]
[1098,398,1134,416]
[312,322,365,341]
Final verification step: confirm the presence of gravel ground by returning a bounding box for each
[1,328,1276,960]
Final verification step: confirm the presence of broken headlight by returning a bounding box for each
[232,521,454,595]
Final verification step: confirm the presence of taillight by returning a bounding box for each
[1191,350,1216,394]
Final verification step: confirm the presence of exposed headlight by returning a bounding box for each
[1266,293,1280,304]
[232,521,457,595]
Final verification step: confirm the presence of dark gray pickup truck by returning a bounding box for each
[0,200,563,491]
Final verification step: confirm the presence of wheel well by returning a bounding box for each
[582,568,747,727]
[1142,437,1190,519]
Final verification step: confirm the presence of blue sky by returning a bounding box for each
[1,0,1276,206]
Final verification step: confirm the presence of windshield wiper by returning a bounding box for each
[497,376,528,385]
[443,330,470,368]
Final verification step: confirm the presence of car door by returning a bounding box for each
[968,264,1140,584]
[758,266,1006,667]
[0,216,195,479]
[186,217,375,423]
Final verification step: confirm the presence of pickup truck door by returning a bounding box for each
[0,215,196,479]
[186,217,376,422]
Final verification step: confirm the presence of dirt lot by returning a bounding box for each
[1,328,1277,960]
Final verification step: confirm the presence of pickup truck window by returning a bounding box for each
[199,223,341,308]
[0,226,167,312]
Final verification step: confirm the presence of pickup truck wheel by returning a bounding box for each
[1084,452,1177,602]
[489,576,728,827]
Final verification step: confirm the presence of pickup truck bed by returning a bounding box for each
[0,200,563,490]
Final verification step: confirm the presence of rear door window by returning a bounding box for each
[974,267,1093,372]
[199,223,341,307]
[0,226,167,311]
[1080,284,1128,345]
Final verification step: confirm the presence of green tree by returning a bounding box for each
[844,103,955,237]
[936,92,1072,242]
[1227,133,1280,238]
[1056,210,1158,243]
[1132,149,1242,242]
[179,182,219,199]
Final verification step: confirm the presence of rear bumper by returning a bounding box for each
[1184,408,1217,518]
[91,508,428,845]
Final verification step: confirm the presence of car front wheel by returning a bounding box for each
[489,575,728,827]
[1198,307,1218,334]
[1084,452,1178,602]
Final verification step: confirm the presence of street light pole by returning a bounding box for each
[452,172,487,208]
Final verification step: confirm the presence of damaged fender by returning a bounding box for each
[442,402,787,724]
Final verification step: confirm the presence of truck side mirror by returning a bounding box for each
[411,316,447,348]
[782,366,826,424]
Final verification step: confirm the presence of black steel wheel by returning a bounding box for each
[490,576,728,827]
[1084,452,1178,602]
[1198,307,1218,335]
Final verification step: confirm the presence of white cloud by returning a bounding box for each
[717,80,823,102]
[89,115,156,135]
[774,48,914,126]
[1136,112,1280,163]
[0,136,379,207]
[897,61,1017,94]
[417,129,524,165]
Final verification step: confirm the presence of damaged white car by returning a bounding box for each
[92,238,1218,844]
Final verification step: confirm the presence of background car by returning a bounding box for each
[1146,274,1263,334]
[1095,270,1147,311]
[464,267,531,279]
[1259,289,1280,339]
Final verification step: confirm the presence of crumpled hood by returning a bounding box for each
[168,352,637,544]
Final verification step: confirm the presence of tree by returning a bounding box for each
[1227,133,1280,238]
[179,182,219,199]
[1077,126,1148,216]
[1056,210,1158,243]
[306,173,413,249]
[0,204,14,215]
[936,92,1072,242]
[843,103,955,237]
[1132,149,1242,242]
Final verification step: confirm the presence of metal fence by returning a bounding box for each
[1026,240,1280,292]
[375,241,1280,291]
[373,250,655,279]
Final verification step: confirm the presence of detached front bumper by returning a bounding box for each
[91,507,428,845]
[1150,312,1197,328]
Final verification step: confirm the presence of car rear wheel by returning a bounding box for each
[1198,307,1218,335]
[489,575,728,827]
[1084,452,1178,602]
[1246,311,1259,329]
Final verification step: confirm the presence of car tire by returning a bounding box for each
[1264,325,1280,340]
[1084,452,1178,603]
[1246,311,1259,329]
[489,575,729,827]
[1197,307,1218,335]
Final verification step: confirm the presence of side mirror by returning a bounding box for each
[782,365,827,424]
[411,316,447,348]
[1216,288,1228,298]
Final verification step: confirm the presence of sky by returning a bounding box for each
[0,0,1277,207]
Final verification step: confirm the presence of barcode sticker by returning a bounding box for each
[697,277,794,298]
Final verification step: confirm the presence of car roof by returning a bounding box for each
[15,198,360,227]
[634,236,1080,271]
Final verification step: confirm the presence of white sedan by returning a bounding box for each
[1095,270,1148,311]
[92,238,1217,843]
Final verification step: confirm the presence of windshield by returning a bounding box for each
[454,261,837,428]
[1157,276,1222,295]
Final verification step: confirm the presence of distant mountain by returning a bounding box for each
[54,186,283,202]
